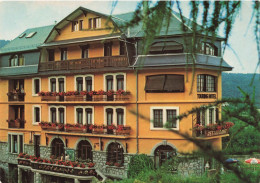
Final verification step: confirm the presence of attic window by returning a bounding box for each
[26,32,37,38]
[19,33,26,38]
[149,41,183,54]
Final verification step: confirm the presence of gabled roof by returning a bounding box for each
[112,11,223,39]
[45,7,118,43]
[0,25,54,54]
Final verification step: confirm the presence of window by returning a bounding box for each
[49,106,66,124]
[9,55,25,67]
[72,21,79,32]
[104,106,125,126]
[51,138,64,158]
[26,32,36,38]
[104,42,112,56]
[79,20,83,30]
[106,108,113,126]
[116,108,124,125]
[196,107,219,126]
[50,78,56,92]
[8,134,23,154]
[149,41,183,54]
[74,107,94,125]
[120,41,126,55]
[33,106,41,124]
[49,76,66,92]
[107,142,124,164]
[48,49,55,61]
[76,108,83,124]
[200,42,218,56]
[94,17,101,28]
[75,75,94,93]
[88,18,93,29]
[145,75,184,93]
[106,75,113,91]
[77,140,92,161]
[116,75,124,90]
[154,145,176,168]
[81,46,89,59]
[197,74,216,92]
[150,107,179,130]
[32,78,41,96]
[76,77,83,92]
[60,48,67,60]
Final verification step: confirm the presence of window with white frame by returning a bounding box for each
[33,105,41,124]
[104,73,126,91]
[32,78,41,96]
[49,76,66,93]
[75,75,94,92]
[49,106,66,124]
[196,107,219,126]
[150,107,179,130]
[74,106,94,125]
[104,106,125,126]
[8,134,23,154]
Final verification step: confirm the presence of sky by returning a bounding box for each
[0,0,259,74]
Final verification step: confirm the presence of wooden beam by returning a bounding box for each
[55,28,61,35]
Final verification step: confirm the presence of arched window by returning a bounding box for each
[200,42,218,56]
[77,140,92,161]
[107,142,124,165]
[154,145,176,168]
[51,138,64,158]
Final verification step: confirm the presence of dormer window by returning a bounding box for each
[72,21,79,32]
[149,41,183,54]
[88,17,101,29]
[19,33,26,38]
[9,55,25,67]
[200,42,218,56]
[26,32,36,38]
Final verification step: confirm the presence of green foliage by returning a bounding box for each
[127,154,154,178]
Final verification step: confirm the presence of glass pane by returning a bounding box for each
[153,110,163,128]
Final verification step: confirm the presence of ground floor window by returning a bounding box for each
[107,142,124,165]
[77,140,92,162]
[51,138,64,158]
[154,145,176,168]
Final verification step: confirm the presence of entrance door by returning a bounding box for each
[34,135,40,157]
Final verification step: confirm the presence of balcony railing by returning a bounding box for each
[39,56,129,72]
[41,95,130,102]
[194,129,229,138]
[7,119,25,128]
[7,92,25,101]
[17,157,97,178]
[39,122,131,136]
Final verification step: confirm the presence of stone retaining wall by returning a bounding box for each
[177,156,204,176]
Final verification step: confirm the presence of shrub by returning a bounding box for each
[127,154,154,178]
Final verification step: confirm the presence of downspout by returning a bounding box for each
[135,68,139,154]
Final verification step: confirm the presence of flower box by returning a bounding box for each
[65,127,85,133]
[114,126,131,135]
[41,96,59,101]
[204,129,228,137]
[92,128,104,134]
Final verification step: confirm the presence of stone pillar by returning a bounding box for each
[18,168,22,183]
[34,172,41,183]
[74,178,80,183]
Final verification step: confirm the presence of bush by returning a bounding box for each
[127,154,154,178]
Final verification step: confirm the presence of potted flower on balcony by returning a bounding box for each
[106,90,114,101]
[116,125,131,135]
[93,124,105,134]
[95,89,105,101]
[107,124,116,134]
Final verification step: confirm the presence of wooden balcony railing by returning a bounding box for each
[41,94,130,102]
[39,56,129,72]
[39,122,131,136]
[7,119,25,128]
[194,129,229,138]
[7,92,25,101]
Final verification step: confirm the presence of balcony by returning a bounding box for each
[17,155,98,178]
[193,122,234,139]
[7,119,25,128]
[39,122,131,136]
[39,90,131,102]
[7,92,25,101]
[38,56,129,72]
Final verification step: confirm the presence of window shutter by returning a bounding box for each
[164,75,184,92]
[145,75,165,91]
